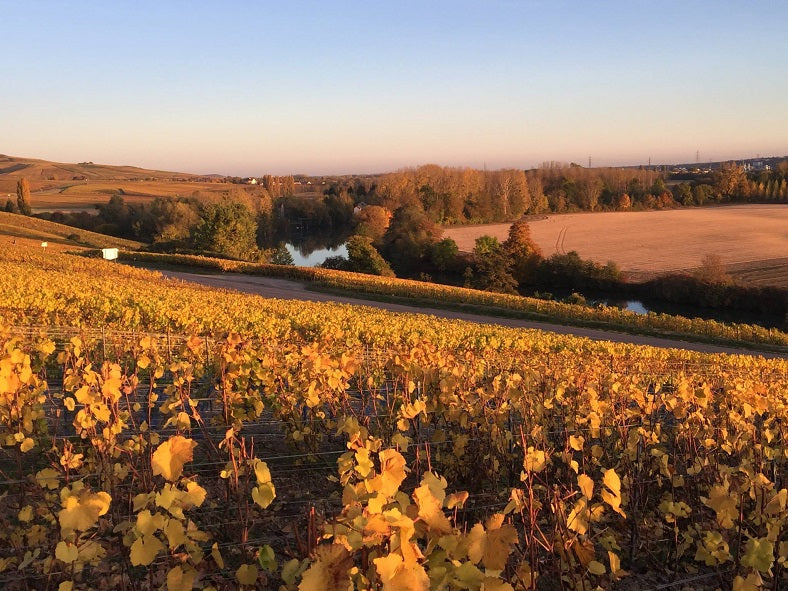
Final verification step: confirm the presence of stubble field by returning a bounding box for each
[444,204,788,287]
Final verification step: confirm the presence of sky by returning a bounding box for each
[3,1,788,175]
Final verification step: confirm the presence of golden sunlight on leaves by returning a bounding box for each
[299,545,353,591]
[152,436,197,482]
[373,553,429,591]
[58,490,111,532]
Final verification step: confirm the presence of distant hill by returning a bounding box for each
[0,154,218,182]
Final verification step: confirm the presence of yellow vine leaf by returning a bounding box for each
[567,497,590,535]
[741,537,774,573]
[373,553,429,591]
[17,505,33,522]
[164,518,186,549]
[732,572,764,591]
[354,448,374,478]
[577,474,594,500]
[588,560,606,575]
[184,481,207,507]
[136,509,166,537]
[601,468,626,517]
[298,544,353,591]
[454,561,485,589]
[368,449,407,498]
[522,447,547,473]
[572,539,594,566]
[250,459,276,508]
[130,534,165,566]
[413,482,452,535]
[59,490,111,532]
[764,489,786,515]
[466,514,519,570]
[481,578,513,591]
[55,541,78,563]
[20,437,34,453]
[236,564,258,586]
[58,582,73,591]
[35,467,59,490]
[211,542,224,568]
[446,490,469,509]
[702,484,738,529]
[167,565,196,591]
[152,436,197,482]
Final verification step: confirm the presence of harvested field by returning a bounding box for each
[28,180,232,212]
[443,205,788,287]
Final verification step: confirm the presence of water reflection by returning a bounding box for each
[624,300,649,314]
[285,243,347,267]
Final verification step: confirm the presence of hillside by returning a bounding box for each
[0,244,786,590]
[0,154,232,212]
[0,154,208,182]
[0,210,142,250]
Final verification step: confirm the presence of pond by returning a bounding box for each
[285,243,347,267]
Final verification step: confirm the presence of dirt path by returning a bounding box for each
[159,270,785,359]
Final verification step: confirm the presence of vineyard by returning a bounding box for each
[0,245,787,590]
[116,251,788,350]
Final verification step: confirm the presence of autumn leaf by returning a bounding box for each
[481,578,514,591]
[236,564,258,586]
[130,534,165,566]
[59,490,111,532]
[152,436,197,482]
[299,544,353,591]
[601,468,626,517]
[587,559,606,575]
[577,474,594,500]
[167,565,196,591]
[55,541,78,563]
[413,480,452,535]
[741,537,774,573]
[368,449,407,498]
[702,484,738,529]
[373,553,429,591]
[466,514,519,570]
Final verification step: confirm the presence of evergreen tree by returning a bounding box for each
[271,242,295,265]
[16,178,32,216]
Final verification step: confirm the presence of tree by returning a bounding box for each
[345,235,394,276]
[472,235,517,294]
[191,201,259,261]
[4,199,18,213]
[694,253,731,284]
[429,238,460,273]
[16,178,32,216]
[615,193,633,209]
[503,220,543,285]
[353,205,391,243]
[270,242,295,265]
[714,162,746,200]
[380,205,441,276]
[474,235,502,256]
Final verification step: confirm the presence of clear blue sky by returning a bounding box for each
[4,1,787,175]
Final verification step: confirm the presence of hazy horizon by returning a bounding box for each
[5,1,788,176]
